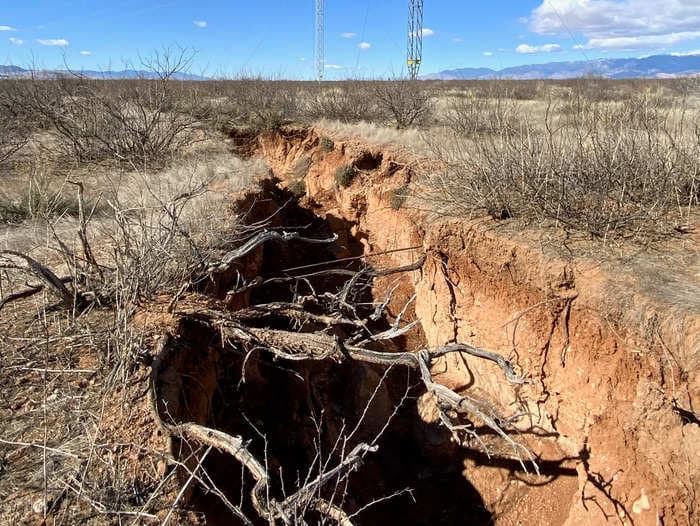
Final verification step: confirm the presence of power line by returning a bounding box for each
[354,0,372,76]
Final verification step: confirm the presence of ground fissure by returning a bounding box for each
[232,126,699,526]
[150,185,517,524]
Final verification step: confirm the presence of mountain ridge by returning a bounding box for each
[423,54,700,80]
[0,65,206,81]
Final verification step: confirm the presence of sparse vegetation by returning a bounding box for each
[319,135,334,152]
[0,169,83,223]
[288,178,306,196]
[372,78,433,129]
[390,184,410,210]
[424,82,699,240]
[334,164,356,187]
[2,50,205,168]
[443,89,521,136]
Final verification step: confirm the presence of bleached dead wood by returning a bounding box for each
[175,309,536,473]
[159,421,373,525]
[150,238,539,523]
[207,230,339,273]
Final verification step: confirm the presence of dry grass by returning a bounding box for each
[313,118,428,154]
[0,143,266,522]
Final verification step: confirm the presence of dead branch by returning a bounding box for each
[280,442,377,511]
[199,310,536,471]
[0,284,44,311]
[208,314,525,379]
[207,230,339,273]
[314,500,354,526]
[149,231,538,523]
[415,350,538,473]
[234,302,364,328]
[67,180,102,278]
[0,251,80,309]
[374,255,426,277]
[168,423,271,520]
[163,421,370,524]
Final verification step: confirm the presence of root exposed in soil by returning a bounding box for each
[149,184,528,525]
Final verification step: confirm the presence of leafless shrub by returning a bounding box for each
[7,49,205,168]
[558,88,673,132]
[0,86,31,163]
[443,89,521,136]
[302,83,383,123]
[0,154,268,522]
[0,123,28,164]
[425,96,699,240]
[220,79,301,131]
[1,155,260,379]
[372,79,433,129]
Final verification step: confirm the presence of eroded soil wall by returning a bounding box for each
[151,188,494,525]
[252,127,700,526]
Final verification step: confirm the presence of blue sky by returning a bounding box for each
[2,1,700,78]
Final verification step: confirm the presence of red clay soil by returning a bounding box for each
[253,127,700,526]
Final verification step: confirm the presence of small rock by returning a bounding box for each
[32,498,48,515]
[632,488,651,515]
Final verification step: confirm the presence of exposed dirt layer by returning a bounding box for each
[239,127,700,526]
[150,187,495,524]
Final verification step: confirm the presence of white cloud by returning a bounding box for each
[529,1,700,50]
[483,51,493,56]
[300,57,307,61]
[193,20,207,28]
[358,41,371,50]
[9,37,23,45]
[578,31,700,50]
[80,50,91,55]
[38,39,69,46]
[516,43,561,54]
[451,37,464,43]
[0,26,15,31]
[340,32,357,39]
[670,49,700,56]
[410,28,435,38]
[324,64,343,69]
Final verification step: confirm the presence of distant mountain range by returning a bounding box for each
[3,54,700,82]
[423,54,700,80]
[0,65,207,81]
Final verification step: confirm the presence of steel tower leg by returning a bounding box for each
[316,0,324,81]
[407,0,423,80]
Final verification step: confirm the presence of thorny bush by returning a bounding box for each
[2,50,205,168]
[425,92,699,240]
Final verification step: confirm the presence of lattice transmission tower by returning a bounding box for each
[407,0,424,79]
[316,0,324,81]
